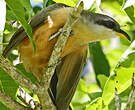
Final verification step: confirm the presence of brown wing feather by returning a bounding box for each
[2,3,68,58]
[55,45,88,110]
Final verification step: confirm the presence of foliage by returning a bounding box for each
[0,0,135,110]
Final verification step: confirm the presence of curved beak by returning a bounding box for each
[117,29,131,41]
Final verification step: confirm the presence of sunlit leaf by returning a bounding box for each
[97,75,108,89]
[123,0,135,9]
[5,0,36,53]
[102,67,135,105]
[102,75,115,105]
[86,97,102,110]
[88,92,102,101]
[52,0,77,7]
[118,40,135,67]
[52,0,96,9]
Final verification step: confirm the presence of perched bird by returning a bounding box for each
[2,3,130,110]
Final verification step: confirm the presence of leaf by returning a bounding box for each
[15,63,38,84]
[5,0,36,53]
[20,0,34,18]
[53,0,77,7]
[0,67,19,100]
[102,75,115,105]
[102,67,135,105]
[6,10,17,21]
[97,75,108,89]
[0,102,10,110]
[115,68,134,92]
[88,92,102,101]
[108,98,117,110]
[123,0,135,9]
[118,40,135,67]
[52,0,96,9]
[89,42,110,86]
[124,6,135,23]
[86,97,102,110]
[46,0,55,7]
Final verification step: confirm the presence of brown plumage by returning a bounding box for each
[2,3,130,110]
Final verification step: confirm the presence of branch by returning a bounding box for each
[0,89,29,110]
[37,1,84,110]
[125,73,135,110]
[115,88,121,110]
[0,56,39,93]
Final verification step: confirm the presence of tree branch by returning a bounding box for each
[37,1,84,110]
[125,73,135,110]
[115,88,121,110]
[0,56,39,93]
[0,89,29,110]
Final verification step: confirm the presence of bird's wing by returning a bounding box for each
[54,45,88,110]
[2,3,68,57]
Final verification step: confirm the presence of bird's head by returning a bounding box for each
[81,11,130,42]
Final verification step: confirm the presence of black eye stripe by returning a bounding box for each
[96,20,116,29]
[104,21,115,28]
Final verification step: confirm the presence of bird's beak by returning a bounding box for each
[117,29,131,41]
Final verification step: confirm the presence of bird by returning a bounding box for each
[2,3,130,110]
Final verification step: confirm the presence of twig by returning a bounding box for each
[0,56,39,93]
[115,88,121,110]
[37,1,84,110]
[125,73,135,110]
[0,89,29,110]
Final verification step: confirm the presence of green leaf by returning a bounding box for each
[102,39,135,106]
[88,92,102,101]
[0,67,19,100]
[89,42,110,86]
[46,0,56,7]
[102,67,135,105]
[52,0,96,10]
[52,0,77,7]
[15,63,38,84]
[97,75,108,89]
[0,101,10,110]
[125,6,135,23]
[5,0,36,53]
[108,98,116,110]
[6,10,17,21]
[115,68,135,93]
[118,40,135,67]
[20,0,34,19]
[86,97,102,110]
[102,75,115,105]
